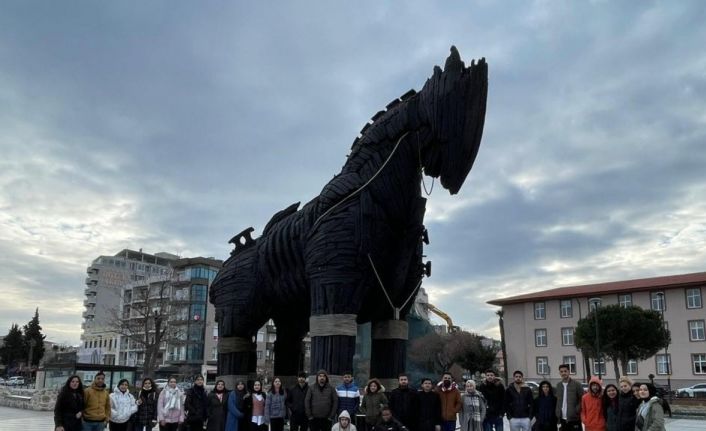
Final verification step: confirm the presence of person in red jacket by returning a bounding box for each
[581,376,606,431]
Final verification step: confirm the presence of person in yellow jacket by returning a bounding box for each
[82,371,111,431]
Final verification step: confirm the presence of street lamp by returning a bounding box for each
[655,292,672,398]
[588,298,602,379]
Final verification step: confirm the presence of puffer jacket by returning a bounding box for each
[618,390,638,431]
[635,397,664,431]
[110,387,138,423]
[136,388,159,426]
[304,370,338,419]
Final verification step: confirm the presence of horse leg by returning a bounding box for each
[370,319,409,390]
[305,209,365,379]
[273,316,308,388]
[215,305,259,389]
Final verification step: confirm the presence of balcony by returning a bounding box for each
[84,287,97,296]
[82,310,95,319]
[84,297,96,307]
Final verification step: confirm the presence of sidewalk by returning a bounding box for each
[0,405,703,431]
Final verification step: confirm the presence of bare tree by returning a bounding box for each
[106,270,184,377]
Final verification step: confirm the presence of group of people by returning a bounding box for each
[479,365,667,431]
[53,372,262,431]
[54,365,667,431]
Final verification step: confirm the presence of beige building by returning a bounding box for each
[489,272,706,388]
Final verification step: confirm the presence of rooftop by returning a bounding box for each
[487,271,706,306]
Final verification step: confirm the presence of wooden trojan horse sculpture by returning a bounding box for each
[210,46,488,387]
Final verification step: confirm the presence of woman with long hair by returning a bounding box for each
[635,383,665,431]
[135,378,159,431]
[265,377,287,431]
[225,380,247,431]
[157,377,185,431]
[54,375,85,431]
[532,380,557,431]
[109,378,138,431]
[360,378,387,431]
[249,380,267,431]
[207,380,229,431]
[602,384,619,431]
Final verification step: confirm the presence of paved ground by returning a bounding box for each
[1,405,704,431]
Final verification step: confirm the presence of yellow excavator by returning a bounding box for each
[427,303,460,333]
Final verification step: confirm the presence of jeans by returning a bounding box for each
[82,421,106,431]
[508,418,531,431]
[290,416,309,431]
[442,420,456,431]
[483,415,504,431]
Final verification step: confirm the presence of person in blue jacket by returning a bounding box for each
[336,372,360,418]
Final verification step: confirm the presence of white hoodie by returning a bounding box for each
[110,387,138,423]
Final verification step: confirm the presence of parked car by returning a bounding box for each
[154,379,169,389]
[0,377,6,385]
[677,383,706,398]
[177,381,192,391]
[7,376,25,386]
[525,381,540,397]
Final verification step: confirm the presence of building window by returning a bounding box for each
[693,354,706,374]
[536,357,549,375]
[256,350,263,359]
[535,329,547,347]
[534,302,546,320]
[560,300,573,318]
[589,298,602,311]
[689,320,706,341]
[619,294,632,308]
[211,347,218,360]
[561,328,575,346]
[593,358,606,376]
[191,284,207,302]
[627,359,638,375]
[656,354,671,375]
[562,356,577,374]
[212,326,218,339]
[190,304,206,320]
[651,292,665,311]
[686,288,703,309]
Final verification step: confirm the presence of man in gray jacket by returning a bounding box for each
[554,364,582,431]
[305,369,339,431]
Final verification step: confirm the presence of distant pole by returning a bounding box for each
[589,298,602,379]
[656,292,671,398]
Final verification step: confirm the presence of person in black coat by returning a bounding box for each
[617,378,638,431]
[478,370,505,431]
[532,381,557,431]
[206,380,228,431]
[286,373,309,431]
[185,376,210,431]
[387,374,419,431]
[135,378,159,431]
[54,375,85,431]
[416,378,442,431]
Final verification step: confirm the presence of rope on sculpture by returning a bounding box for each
[368,253,424,320]
[311,131,411,233]
[372,320,409,340]
[309,314,358,337]
[416,131,435,196]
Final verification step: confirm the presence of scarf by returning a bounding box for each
[164,386,182,411]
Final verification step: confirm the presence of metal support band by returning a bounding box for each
[371,320,409,340]
[309,314,358,337]
[218,336,254,354]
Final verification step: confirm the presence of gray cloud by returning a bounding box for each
[1,1,705,343]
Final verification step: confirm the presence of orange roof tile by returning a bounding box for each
[487,271,706,306]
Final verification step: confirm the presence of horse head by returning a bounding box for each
[415,46,488,195]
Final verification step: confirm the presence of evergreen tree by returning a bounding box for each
[0,323,27,367]
[23,308,46,366]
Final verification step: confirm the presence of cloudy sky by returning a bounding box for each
[1,1,705,345]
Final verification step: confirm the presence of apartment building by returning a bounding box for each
[488,272,706,387]
[79,249,177,365]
